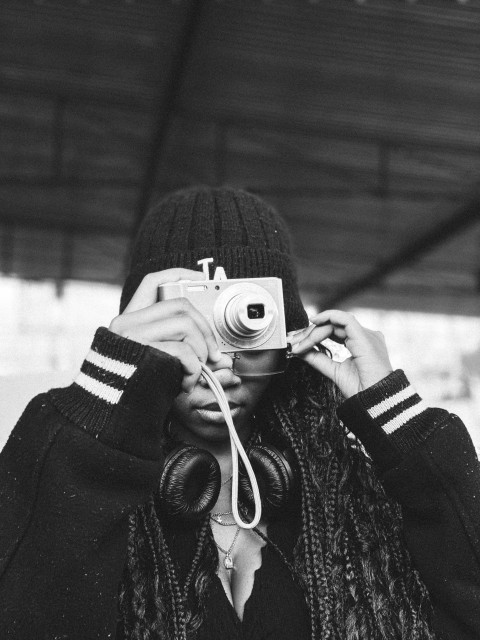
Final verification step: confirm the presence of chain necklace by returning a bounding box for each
[210,476,245,570]
[214,525,240,570]
[210,510,236,526]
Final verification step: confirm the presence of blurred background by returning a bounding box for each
[1,0,479,451]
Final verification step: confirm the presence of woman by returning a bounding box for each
[0,187,479,640]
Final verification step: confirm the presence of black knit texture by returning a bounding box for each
[120,187,308,332]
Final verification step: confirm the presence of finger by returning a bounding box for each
[161,298,220,361]
[286,328,308,339]
[153,341,203,392]
[207,352,234,370]
[298,349,340,381]
[290,324,346,354]
[309,310,363,339]
[133,316,211,364]
[175,301,221,363]
[198,353,236,387]
[120,298,221,362]
[124,269,206,313]
[113,315,210,363]
[288,320,344,344]
[287,324,316,346]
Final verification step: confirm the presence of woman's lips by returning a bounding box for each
[195,403,241,424]
[200,402,239,411]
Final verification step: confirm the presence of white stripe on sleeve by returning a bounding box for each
[76,372,123,405]
[85,350,137,379]
[367,385,417,419]
[381,401,429,435]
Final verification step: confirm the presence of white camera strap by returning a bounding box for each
[200,362,262,529]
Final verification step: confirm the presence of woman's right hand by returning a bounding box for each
[109,269,223,392]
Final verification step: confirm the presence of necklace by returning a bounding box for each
[210,510,236,526]
[214,526,240,570]
[221,474,233,486]
[211,514,236,526]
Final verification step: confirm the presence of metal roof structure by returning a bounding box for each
[1,0,479,313]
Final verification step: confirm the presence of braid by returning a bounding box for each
[267,396,322,639]
[119,499,187,640]
[120,500,220,639]
[138,503,167,636]
[124,510,149,639]
[321,455,340,637]
[118,512,137,638]
[147,502,186,640]
[183,516,218,635]
[183,517,210,599]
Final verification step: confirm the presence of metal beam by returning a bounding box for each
[0,77,153,112]
[0,177,465,202]
[51,97,66,180]
[377,143,390,199]
[214,122,227,186]
[132,0,204,238]
[250,187,462,203]
[56,231,75,298]
[318,196,480,309]
[4,78,480,158]
[0,213,128,237]
[239,127,372,191]
[177,109,480,158]
[0,223,15,275]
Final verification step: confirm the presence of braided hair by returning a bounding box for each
[119,356,435,640]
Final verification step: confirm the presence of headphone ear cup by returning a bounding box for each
[239,445,296,518]
[158,445,221,522]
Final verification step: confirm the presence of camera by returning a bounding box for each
[158,272,287,353]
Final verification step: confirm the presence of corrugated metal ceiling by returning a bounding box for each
[0,0,479,314]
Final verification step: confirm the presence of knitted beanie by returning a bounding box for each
[120,187,308,332]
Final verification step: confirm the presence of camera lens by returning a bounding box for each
[213,282,279,349]
[224,294,272,339]
[247,304,265,320]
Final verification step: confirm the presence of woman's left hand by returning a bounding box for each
[288,310,393,399]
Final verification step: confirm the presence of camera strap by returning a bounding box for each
[199,362,262,529]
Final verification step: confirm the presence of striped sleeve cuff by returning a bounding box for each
[337,370,449,470]
[362,378,429,435]
[49,327,182,458]
[76,341,141,407]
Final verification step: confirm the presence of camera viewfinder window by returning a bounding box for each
[247,304,265,320]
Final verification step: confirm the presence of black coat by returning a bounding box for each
[1,328,479,639]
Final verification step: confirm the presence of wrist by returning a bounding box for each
[357,367,394,395]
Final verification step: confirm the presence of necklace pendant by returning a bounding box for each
[224,554,234,570]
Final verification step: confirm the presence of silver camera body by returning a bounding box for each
[158,276,287,352]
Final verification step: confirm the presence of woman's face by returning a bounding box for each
[170,351,280,447]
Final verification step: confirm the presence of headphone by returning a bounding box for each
[157,440,297,522]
